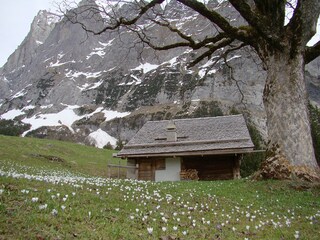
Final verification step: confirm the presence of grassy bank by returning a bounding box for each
[0,135,319,239]
[0,134,122,177]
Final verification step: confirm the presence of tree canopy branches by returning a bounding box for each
[63,0,320,66]
[65,0,165,34]
[286,0,320,46]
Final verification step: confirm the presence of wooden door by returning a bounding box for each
[138,159,155,181]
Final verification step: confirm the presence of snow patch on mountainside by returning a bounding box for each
[102,109,130,120]
[66,70,102,79]
[86,39,115,60]
[1,104,131,140]
[50,60,76,67]
[118,75,142,86]
[133,63,159,73]
[86,48,106,59]
[78,80,104,91]
[10,84,32,100]
[21,105,81,136]
[1,109,25,120]
[87,129,117,148]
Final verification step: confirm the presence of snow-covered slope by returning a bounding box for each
[1,104,129,147]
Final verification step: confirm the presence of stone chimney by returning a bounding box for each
[166,121,177,142]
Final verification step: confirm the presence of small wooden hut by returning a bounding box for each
[117,115,254,181]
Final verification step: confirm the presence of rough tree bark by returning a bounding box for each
[258,51,319,181]
[252,0,320,181]
[64,0,320,181]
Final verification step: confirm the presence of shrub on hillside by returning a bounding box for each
[115,139,126,150]
[309,104,320,166]
[0,119,31,136]
[103,142,114,150]
[240,121,265,178]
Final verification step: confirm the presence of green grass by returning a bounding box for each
[0,135,320,239]
[0,134,122,177]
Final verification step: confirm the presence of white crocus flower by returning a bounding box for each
[147,227,153,235]
[51,209,58,216]
[39,204,47,210]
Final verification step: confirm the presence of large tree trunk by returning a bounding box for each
[258,52,320,181]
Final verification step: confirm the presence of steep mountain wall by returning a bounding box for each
[0,0,319,147]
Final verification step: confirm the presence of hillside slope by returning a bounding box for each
[0,135,117,177]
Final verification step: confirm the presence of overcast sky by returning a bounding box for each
[0,0,59,67]
[0,1,319,68]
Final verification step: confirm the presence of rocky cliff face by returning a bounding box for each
[0,0,319,147]
[0,10,59,101]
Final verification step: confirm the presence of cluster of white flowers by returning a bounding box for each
[51,209,58,216]
[39,204,48,210]
[1,161,319,239]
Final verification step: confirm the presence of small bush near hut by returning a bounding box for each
[240,120,265,177]
[103,142,114,150]
[310,103,320,166]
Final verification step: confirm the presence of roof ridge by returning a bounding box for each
[124,137,251,149]
[145,114,244,123]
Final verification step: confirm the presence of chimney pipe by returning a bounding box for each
[166,121,177,142]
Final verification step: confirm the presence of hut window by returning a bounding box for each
[155,159,166,170]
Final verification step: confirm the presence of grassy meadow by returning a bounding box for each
[0,135,319,239]
[0,134,124,177]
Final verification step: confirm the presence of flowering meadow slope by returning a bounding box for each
[0,136,320,239]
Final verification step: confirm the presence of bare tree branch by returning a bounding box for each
[63,0,319,66]
[229,1,267,33]
[305,40,320,64]
[150,19,196,45]
[189,41,247,67]
[66,0,165,35]
[128,25,192,50]
[224,56,247,108]
[197,42,248,81]
[128,18,248,69]
[177,0,252,43]
[126,15,234,57]
[286,0,320,46]
[230,0,286,50]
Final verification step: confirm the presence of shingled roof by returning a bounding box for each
[117,115,254,158]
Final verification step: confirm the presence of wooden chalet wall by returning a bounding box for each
[181,154,241,180]
[130,154,241,181]
[134,158,166,181]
